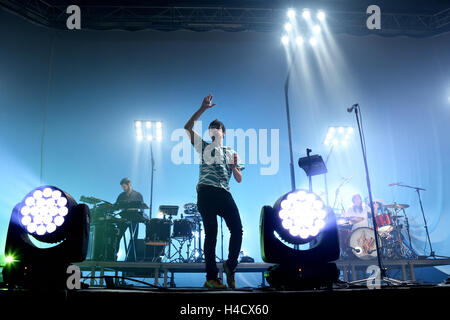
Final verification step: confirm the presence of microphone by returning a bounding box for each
[352,247,362,254]
[347,103,359,113]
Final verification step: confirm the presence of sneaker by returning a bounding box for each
[203,278,227,289]
[223,261,236,289]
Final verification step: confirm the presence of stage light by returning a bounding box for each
[317,11,326,21]
[18,186,69,237]
[136,125,143,141]
[156,130,163,142]
[5,256,14,263]
[309,37,317,46]
[287,9,296,19]
[284,22,292,32]
[2,186,90,289]
[302,9,311,19]
[278,190,327,239]
[281,35,289,45]
[136,120,162,143]
[323,126,354,147]
[295,36,304,45]
[313,24,321,34]
[260,189,340,289]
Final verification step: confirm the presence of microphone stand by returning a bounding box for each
[394,183,448,259]
[324,145,335,206]
[349,104,404,286]
[284,52,297,192]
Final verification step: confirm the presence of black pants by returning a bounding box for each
[197,184,243,280]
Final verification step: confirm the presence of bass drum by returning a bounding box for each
[349,227,382,260]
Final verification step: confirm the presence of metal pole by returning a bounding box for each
[416,188,434,257]
[284,56,297,192]
[150,141,155,219]
[354,106,385,276]
[323,145,334,206]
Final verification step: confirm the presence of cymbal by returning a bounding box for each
[336,218,352,226]
[384,203,409,209]
[184,203,198,211]
[336,216,364,225]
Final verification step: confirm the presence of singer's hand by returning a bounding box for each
[201,94,216,110]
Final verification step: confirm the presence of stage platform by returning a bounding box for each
[77,257,450,287]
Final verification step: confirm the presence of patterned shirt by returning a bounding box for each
[194,139,244,193]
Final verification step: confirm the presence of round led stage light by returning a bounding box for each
[19,187,69,236]
[278,190,327,240]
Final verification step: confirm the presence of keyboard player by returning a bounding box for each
[115,177,145,261]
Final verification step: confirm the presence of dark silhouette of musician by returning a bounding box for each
[115,178,144,261]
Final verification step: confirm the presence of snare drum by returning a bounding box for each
[375,213,393,235]
[173,219,194,238]
[349,227,382,260]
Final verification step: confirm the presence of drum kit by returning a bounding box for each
[337,202,417,260]
[146,203,205,263]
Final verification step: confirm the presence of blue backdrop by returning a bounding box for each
[1,8,449,286]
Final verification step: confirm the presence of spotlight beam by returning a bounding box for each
[134,120,163,218]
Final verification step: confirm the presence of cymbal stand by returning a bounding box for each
[168,237,191,263]
[399,207,417,258]
[166,215,173,262]
[189,218,204,262]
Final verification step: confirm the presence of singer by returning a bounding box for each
[184,94,244,289]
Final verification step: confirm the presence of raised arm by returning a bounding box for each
[184,94,216,145]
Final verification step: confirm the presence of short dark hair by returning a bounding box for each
[120,178,131,186]
[208,119,225,134]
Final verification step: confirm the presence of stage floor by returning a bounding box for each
[1,283,449,317]
[77,257,450,287]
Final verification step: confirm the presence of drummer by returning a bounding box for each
[344,194,378,231]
